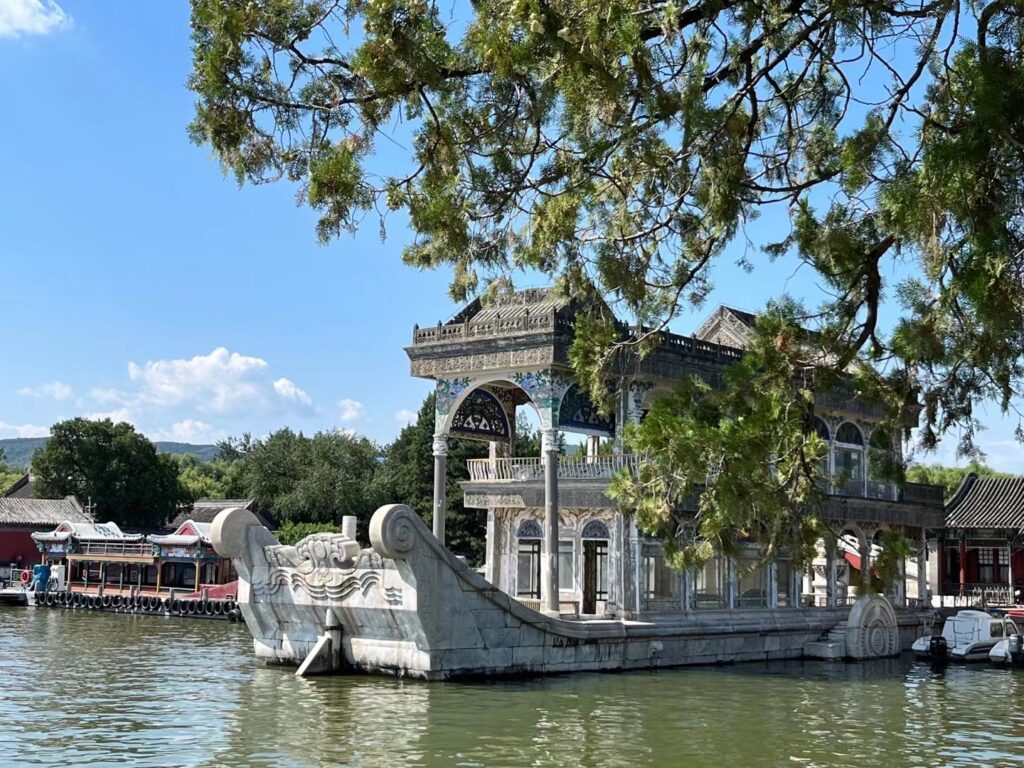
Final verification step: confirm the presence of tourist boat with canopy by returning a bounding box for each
[912,609,1012,662]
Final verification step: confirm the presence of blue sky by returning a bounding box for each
[0,1,1019,470]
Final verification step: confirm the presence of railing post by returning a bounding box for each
[826,539,838,608]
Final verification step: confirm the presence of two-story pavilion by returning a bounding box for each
[406,288,945,617]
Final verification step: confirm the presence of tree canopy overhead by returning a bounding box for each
[188,0,1024,564]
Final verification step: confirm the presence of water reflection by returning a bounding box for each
[3,608,1024,767]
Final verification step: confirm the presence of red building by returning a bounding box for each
[0,476,93,576]
[934,473,1024,606]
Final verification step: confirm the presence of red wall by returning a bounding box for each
[0,530,41,567]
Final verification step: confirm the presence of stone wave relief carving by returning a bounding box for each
[253,524,403,606]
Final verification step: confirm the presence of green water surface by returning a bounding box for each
[1,608,1021,767]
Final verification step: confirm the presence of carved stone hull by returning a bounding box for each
[212,505,931,680]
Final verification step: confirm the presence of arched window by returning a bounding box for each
[867,429,894,499]
[581,520,610,540]
[836,422,863,445]
[868,429,891,478]
[813,417,830,441]
[834,422,864,495]
[811,418,831,479]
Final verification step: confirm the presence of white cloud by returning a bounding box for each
[84,407,133,424]
[89,387,125,405]
[152,419,220,445]
[339,398,363,422]
[0,0,71,39]
[395,409,418,427]
[126,347,269,413]
[17,381,73,401]
[273,377,313,406]
[0,421,49,438]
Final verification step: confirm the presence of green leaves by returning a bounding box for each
[33,418,187,530]
[188,0,1024,564]
[609,308,825,570]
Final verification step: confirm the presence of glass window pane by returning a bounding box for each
[558,540,574,591]
[776,560,791,607]
[516,540,540,598]
[738,557,767,607]
[695,557,724,609]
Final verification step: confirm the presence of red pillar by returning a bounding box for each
[959,538,967,597]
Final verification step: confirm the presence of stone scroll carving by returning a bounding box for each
[258,532,403,606]
[844,595,900,659]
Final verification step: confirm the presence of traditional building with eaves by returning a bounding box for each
[931,473,1024,606]
[406,287,945,618]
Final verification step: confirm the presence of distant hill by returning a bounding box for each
[0,437,220,470]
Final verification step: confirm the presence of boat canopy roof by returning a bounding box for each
[31,520,144,543]
[147,520,212,547]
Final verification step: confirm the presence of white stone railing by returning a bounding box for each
[412,311,570,345]
[466,455,643,482]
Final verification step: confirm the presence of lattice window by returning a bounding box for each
[449,388,510,440]
[581,519,610,540]
[517,519,543,539]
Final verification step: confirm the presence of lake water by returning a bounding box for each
[2,608,1023,767]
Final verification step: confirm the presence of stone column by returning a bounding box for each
[681,568,693,612]
[620,515,640,615]
[917,528,928,607]
[485,509,497,586]
[959,537,967,597]
[541,427,560,615]
[1006,539,1016,604]
[859,539,872,594]
[432,433,448,545]
[895,557,906,606]
[726,558,737,610]
[768,562,779,608]
[826,541,838,608]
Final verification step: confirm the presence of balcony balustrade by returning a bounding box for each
[466,455,643,482]
[466,455,944,507]
[74,541,154,558]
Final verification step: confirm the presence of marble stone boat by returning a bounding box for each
[212,504,928,680]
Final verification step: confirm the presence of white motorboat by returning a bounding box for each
[988,610,1024,666]
[913,609,1011,662]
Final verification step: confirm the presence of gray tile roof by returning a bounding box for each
[946,474,1024,531]
[169,499,257,528]
[3,473,35,499]
[0,496,93,527]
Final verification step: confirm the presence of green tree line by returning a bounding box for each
[17,393,541,564]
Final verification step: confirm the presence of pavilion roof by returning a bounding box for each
[31,520,143,543]
[148,519,213,547]
[945,473,1024,532]
[168,499,257,528]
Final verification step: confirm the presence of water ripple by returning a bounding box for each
[2,609,1024,767]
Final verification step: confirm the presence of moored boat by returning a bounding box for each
[988,609,1024,666]
[913,609,1010,662]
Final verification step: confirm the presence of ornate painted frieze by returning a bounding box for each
[628,380,654,413]
[435,376,472,416]
[512,368,573,411]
